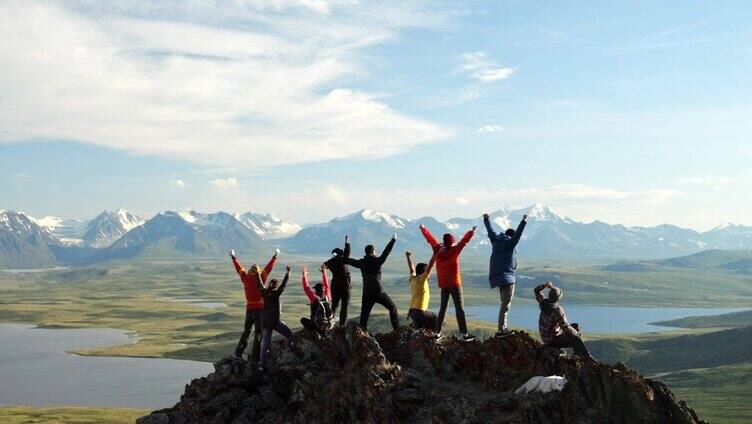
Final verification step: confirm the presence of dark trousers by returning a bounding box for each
[436,286,468,334]
[359,291,399,331]
[235,309,263,361]
[331,276,351,326]
[408,308,437,331]
[548,324,593,359]
[260,321,293,368]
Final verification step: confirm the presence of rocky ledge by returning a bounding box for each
[138,323,706,423]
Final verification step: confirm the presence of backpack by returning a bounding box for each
[313,297,334,330]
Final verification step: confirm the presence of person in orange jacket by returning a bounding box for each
[229,248,279,361]
[419,224,477,341]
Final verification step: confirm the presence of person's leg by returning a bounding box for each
[340,284,350,326]
[276,321,294,349]
[436,288,450,333]
[235,309,253,357]
[260,327,272,368]
[250,310,263,363]
[549,332,593,359]
[331,287,341,316]
[375,292,399,331]
[359,294,376,330]
[451,286,468,334]
[498,284,515,332]
[423,310,437,331]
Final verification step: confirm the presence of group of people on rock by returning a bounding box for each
[229,212,592,369]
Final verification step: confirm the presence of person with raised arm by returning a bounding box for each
[405,251,438,332]
[419,224,477,341]
[229,248,279,361]
[345,233,399,331]
[483,213,528,337]
[300,263,334,335]
[534,282,593,360]
[325,235,351,326]
[257,265,295,370]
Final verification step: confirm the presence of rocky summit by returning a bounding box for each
[138,324,706,424]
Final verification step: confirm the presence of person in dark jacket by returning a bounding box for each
[345,234,399,331]
[534,282,593,359]
[256,265,295,370]
[483,213,527,336]
[324,235,351,326]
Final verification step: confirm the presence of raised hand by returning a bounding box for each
[482,213,489,219]
[302,265,308,275]
[320,262,327,273]
[545,282,554,289]
[274,248,281,258]
[345,235,349,243]
[405,251,411,257]
[229,249,235,257]
[392,232,397,240]
[285,265,292,273]
[471,225,477,232]
[419,224,426,230]
[523,214,528,221]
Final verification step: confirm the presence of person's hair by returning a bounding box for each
[505,228,515,237]
[314,283,324,297]
[415,262,427,275]
[331,248,343,256]
[548,287,562,302]
[268,278,280,290]
[443,233,455,246]
[365,245,375,255]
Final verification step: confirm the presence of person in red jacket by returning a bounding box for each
[300,263,334,335]
[419,224,477,341]
[229,248,279,361]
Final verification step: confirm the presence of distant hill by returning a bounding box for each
[0,210,59,268]
[658,249,752,269]
[651,309,752,329]
[589,325,752,374]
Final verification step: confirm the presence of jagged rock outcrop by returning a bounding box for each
[138,324,706,424]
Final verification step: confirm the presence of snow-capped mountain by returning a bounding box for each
[237,212,301,239]
[0,210,58,268]
[82,208,144,248]
[30,215,88,246]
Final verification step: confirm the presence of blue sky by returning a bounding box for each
[1,1,751,229]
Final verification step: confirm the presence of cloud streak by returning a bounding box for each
[0,1,450,167]
[459,52,514,83]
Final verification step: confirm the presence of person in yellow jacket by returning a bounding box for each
[405,251,438,331]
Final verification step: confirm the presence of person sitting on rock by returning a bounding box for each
[405,251,438,333]
[344,233,399,331]
[534,282,593,360]
[300,263,334,336]
[256,265,295,370]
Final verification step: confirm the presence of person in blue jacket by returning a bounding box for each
[483,212,527,336]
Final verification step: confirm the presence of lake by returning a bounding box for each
[0,323,213,409]
[453,304,749,334]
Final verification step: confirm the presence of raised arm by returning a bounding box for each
[455,227,476,252]
[344,257,362,268]
[405,251,415,276]
[255,265,268,297]
[277,266,291,294]
[419,225,439,249]
[301,266,316,303]
[421,254,437,281]
[379,234,397,264]
[483,214,498,242]
[534,282,553,303]
[511,215,528,245]
[230,250,246,277]
[261,249,280,281]
[343,235,351,258]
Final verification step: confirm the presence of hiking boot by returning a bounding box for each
[461,333,477,342]
[432,333,444,341]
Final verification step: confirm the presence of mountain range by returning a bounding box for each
[2,204,752,268]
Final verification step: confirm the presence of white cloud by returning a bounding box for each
[476,124,503,133]
[0,1,451,167]
[170,179,187,187]
[459,52,514,83]
[677,176,736,191]
[324,185,347,204]
[452,197,469,205]
[209,177,238,188]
